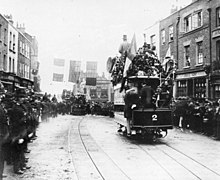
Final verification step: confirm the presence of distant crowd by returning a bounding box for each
[173,97,220,140]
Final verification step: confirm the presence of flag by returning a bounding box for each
[53,73,64,82]
[123,34,137,77]
[162,45,171,66]
[54,58,65,66]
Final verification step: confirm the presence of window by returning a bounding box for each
[216,7,220,27]
[22,43,25,54]
[4,29,7,44]
[12,59,15,73]
[177,80,187,97]
[19,41,22,53]
[184,15,192,32]
[192,11,202,29]
[195,78,206,98]
[196,41,203,64]
[150,35,156,48]
[13,34,15,51]
[9,57,11,72]
[184,45,190,67]
[3,55,7,71]
[9,32,12,50]
[161,29,165,45]
[184,11,202,32]
[169,26,174,41]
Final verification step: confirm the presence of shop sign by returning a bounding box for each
[212,29,220,38]
[176,71,206,80]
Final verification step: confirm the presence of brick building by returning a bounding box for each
[160,0,220,100]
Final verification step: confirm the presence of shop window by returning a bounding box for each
[216,7,220,27]
[184,45,190,67]
[169,25,173,42]
[196,41,203,64]
[101,89,108,98]
[215,85,220,98]
[90,89,97,98]
[194,78,206,98]
[161,29,165,45]
[177,80,187,97]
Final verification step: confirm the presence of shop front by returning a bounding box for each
[176,71,207,99]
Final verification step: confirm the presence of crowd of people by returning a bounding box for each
[0,87,72,179]
[173,97,220,140]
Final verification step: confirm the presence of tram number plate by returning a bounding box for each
[152,114,157,121]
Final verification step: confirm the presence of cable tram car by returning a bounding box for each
[115,75,173,140]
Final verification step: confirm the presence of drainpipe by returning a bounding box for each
[207,8,212,99]
[173,15,180,99]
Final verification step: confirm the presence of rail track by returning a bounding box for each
[68,115,220,180]
[68,116,131,180]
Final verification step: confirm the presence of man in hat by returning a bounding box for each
[119,35,130,57]
[124,86,139,136]
[0,84,9,179]
[0,107,9,179]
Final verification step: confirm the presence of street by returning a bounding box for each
[3,114,220,180]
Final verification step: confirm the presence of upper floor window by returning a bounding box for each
[169,26,174,41]
[192,11,202,29]
[184,11,202,32]
[161,29,165,45]
[216,7,220,27]
[19,41,22,53]
[184,45,190,67]
[184,15,192,32]
[196,41,203,64]
[9,32,12,50]
[13,34,15,51]
[4,29,7,44]
[150,35,156,48]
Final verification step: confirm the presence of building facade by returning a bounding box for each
[144,21,160,58]
[209,0,220,99]
[0,14,38,92]
[160,0,220,100]
[6,16,18,75]
[0,14,8,72]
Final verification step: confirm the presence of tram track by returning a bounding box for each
[68,116,131,180]
[68,115,220,179]
[137,140,220,180]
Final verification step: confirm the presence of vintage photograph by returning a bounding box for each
[0,0,220,179]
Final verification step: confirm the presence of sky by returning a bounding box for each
[0,0,191,92]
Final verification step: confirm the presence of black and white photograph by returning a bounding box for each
[0,0,220,179]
